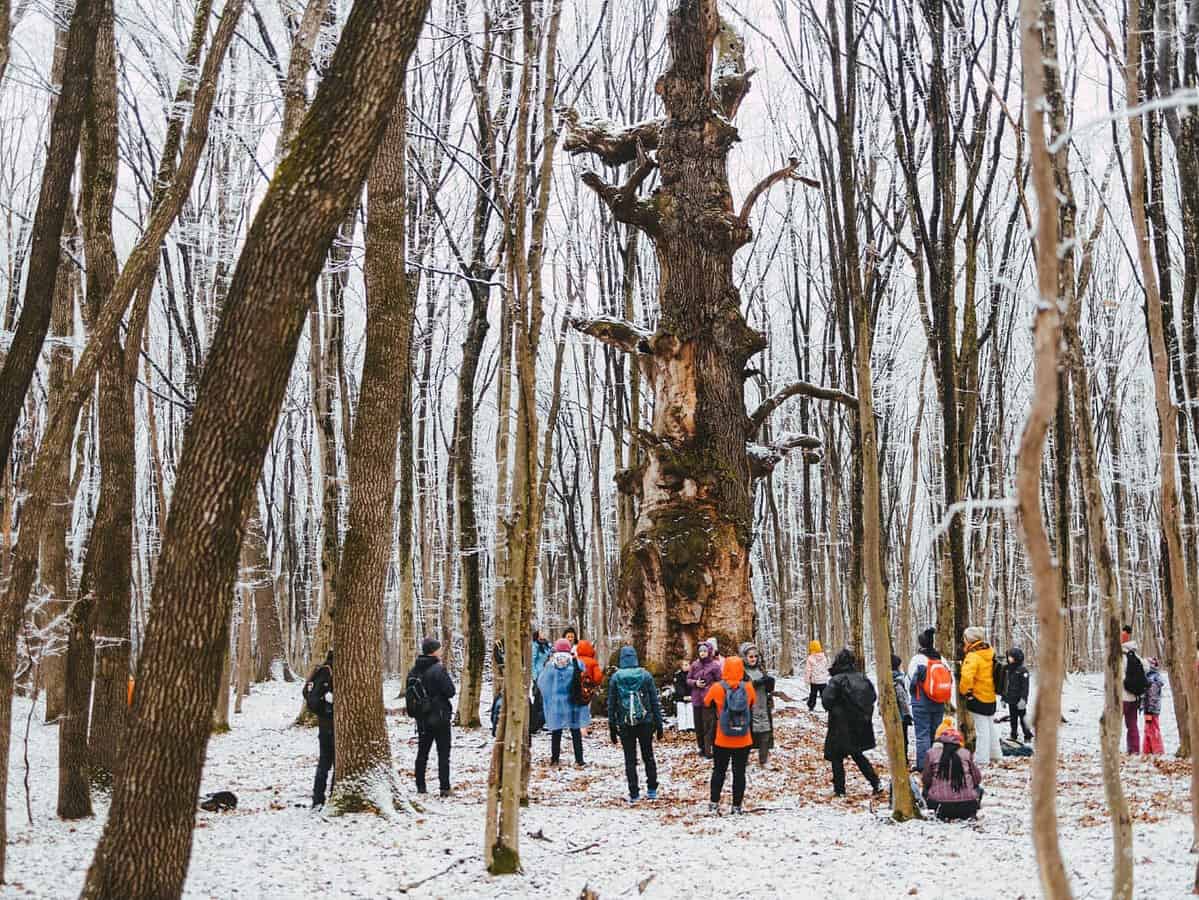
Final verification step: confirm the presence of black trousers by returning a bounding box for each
[415,723,452,793]
[710,745,750,806]
[807,683,826,711]
[313,724,334,805]
[618,722,658,797]
[1008,704,1032,740]
[830,752,878,795]
[551,727,583,764]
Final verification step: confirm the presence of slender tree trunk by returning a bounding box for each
[1019,1,1071,893]
[79,3,430,894]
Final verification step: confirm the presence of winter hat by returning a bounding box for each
[808,639,823,654]
[1008,647,1025,666]
[963,626,985,645]
[938,726,964,746]
[935,716,957,739]
[553,638,572,653]
[739,642,759,660]
[697,641,711,656]
[421,638,441,656]
[918,628,935,651]
[705,638,720,655]
[891,654,902,670]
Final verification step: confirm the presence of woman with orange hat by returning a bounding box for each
[703,655,757,814]
[920,722,983,820]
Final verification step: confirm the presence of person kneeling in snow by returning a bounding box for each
[921,723,983,820]
[608,645,664,803]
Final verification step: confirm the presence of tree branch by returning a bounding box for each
[738,157,819,226]
[562,108,663,166]
[570,315,653,354]
[580,153,660,233]
[714,16,753,118]
[749,433,824,478]
[747,381,858,434]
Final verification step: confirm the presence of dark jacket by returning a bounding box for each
[1003,648,1030,708]
[409,655,455,730]
[306,664,334,727]
[672,668,690,704]
[607,646,663,731]
[822,651,877,761]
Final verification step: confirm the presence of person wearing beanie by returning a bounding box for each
[1143,657,1166,755]
[687,640,723,758]
[921,723,983,820]
[608,645,664,802]
[823,649,882,797]
[804,639,830,711]
[740,642,776,766]
[406,638,455,797]
[891,654,913,765]
[303,650,335,807]
[704,655,758,813]
[1003,648,1033,742]
[537,637,591,765]
[959,626,1002,769]
[1121,626,1147,754]
[906,627,955,770]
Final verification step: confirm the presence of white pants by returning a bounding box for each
[676,701,695,731]
[971,710,1002,766]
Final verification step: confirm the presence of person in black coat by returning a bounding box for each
[1003,647,1033,742]
[407,638,456,797]
[304,651,335,807]
[822,648,882,797]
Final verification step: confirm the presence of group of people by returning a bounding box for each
[1120,625,1166,755]
[300,621,1067,822]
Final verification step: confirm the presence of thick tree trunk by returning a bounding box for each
[79,3,430,895]
[330,98,412,812]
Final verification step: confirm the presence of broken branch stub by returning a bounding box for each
[562,108,664,167]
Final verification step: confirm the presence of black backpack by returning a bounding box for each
[405,670,433,720]
[993,658,1007,697]
[303,666,330,715]
[1124,652,1149,697]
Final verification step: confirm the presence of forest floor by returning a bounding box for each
[1,672,1193,899]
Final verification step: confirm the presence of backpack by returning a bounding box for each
[993,658,1007,697]
[405,670,433,721]
[303,666,330,715]
[922,658,953,704]
[1000,737,1033,757]
[1123,651,1149,697]
[718,680,751,737]
[616,675,648,726]
[570,663,595,706]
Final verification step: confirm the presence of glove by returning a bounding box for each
[656,724,664,740]
[324,692,333,704]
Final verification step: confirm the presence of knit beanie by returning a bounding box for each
[918,628,935,651]
[935,716,956,739]
[421,638,442,656]
[553,638,572,653]
[963,626,985,645]
[809,639,823,654]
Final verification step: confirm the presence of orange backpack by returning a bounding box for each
[922,658,953,704]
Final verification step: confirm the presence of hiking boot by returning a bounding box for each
[646,788,658,800]
[439,788,452,799]
[628,794,640,805]
[707,801,720,814]
[871,783,884,797]
[731,805,744,815]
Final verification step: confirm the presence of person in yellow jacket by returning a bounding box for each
[959,626,1002,767]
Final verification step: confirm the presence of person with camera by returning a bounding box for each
[406,638,456,797]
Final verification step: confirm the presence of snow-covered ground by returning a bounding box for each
[1,672,1193,899]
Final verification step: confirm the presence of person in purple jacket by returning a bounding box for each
[920,724,983,820]
[687,639,722,758]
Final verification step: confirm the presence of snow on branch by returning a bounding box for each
[714,17,755,119]
[738,158,819,228]
[747,381,859,434]
[749,432,823,478]
[571,316,654,354]
[562,109,663,167]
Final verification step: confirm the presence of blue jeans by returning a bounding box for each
[912,702,940,771]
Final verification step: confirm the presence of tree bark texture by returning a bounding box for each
[79,2,431,895]
[330,99,412,811]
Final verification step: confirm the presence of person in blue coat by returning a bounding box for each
[531,629,552,681]
[536,638,591,766]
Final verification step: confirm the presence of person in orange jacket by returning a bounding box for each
[575,640,604,688]
[703,655,757,814]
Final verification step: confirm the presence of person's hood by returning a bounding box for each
[1122,639,1138,652]
[551,651,573,668]
[721,656,745,683]
[412,655,439,673]
[830,648,857,675]
[704,638,720,655]
[809,639,823,654]
[965,640,992,656]
[577,640,597,659]
[618,646,640,669]
[1008,647,1025,666]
